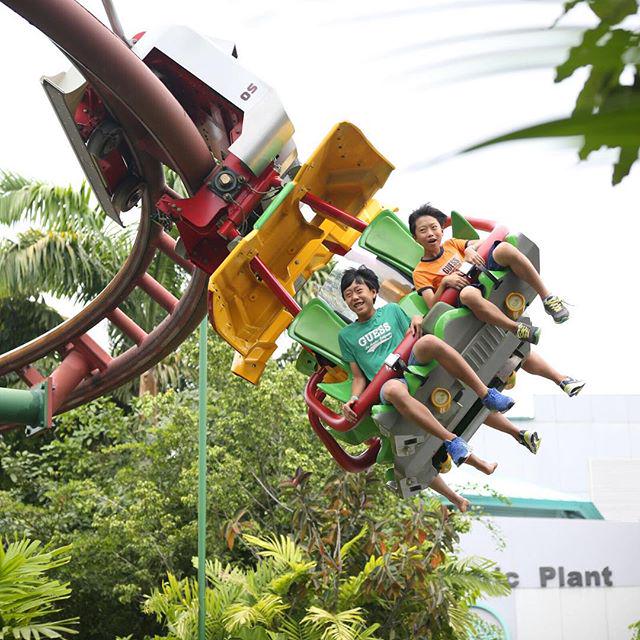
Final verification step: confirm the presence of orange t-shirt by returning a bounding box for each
[412,238,468,293]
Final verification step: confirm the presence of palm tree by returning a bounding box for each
[0,537,78,639]
[0,170,189,397]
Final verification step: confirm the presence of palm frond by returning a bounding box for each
[224,594,289,632]
[243,534,309,568]
[439,555,511,599]
[0,172,104,233]
[0,538,78,639]
[302,607,380,640]
[0,227,130,302]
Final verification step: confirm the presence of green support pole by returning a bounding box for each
[198,318,207,640]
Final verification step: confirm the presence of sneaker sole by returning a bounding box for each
[498,400,516,414]
[528,434,542,454]
[566,382,586,397]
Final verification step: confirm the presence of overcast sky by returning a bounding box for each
[0,0,638,397]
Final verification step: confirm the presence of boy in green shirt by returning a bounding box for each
[338,266,514,472]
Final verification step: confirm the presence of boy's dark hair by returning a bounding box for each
[340,266,379,298]
[408,204,447,236]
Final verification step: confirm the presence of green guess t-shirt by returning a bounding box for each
[338,303,411,382]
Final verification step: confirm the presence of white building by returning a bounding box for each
[452,394,640,640]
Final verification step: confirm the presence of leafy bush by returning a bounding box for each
[146,470,509,640]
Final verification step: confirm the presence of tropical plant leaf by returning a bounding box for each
[0,538,78,639]
[0,173,103,233]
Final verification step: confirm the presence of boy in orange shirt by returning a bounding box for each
[409,204,585,453]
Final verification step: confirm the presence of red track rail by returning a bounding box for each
[0,0,217,430]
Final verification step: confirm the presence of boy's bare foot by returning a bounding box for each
[453,496,471,512]
[465,453,499,475]
[483,461,499,475]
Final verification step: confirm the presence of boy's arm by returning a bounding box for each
[420,274,468,308]
[343,361,367,423]
[464,239,485,267]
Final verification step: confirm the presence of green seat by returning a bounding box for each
[398,290,429,317]
[288,298,348,370]
[407,360,438,380]
[253,182,295,230]
[289,298,381,446]
[450,210,480,240]
[478,269,508,298]
[330,419,379,446]
[377,437,394,464]
[358,209,422,279]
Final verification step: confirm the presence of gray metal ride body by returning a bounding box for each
[375,233,540,498]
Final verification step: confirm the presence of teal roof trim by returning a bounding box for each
[439,495,604,520]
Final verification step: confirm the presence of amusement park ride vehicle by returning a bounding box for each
[0,0,541,497]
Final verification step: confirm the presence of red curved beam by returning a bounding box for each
[2,0,214,194]
[307,410,380,473]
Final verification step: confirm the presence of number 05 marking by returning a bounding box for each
[240,83,258,101]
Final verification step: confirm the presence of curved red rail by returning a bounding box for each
[0,0,217,430]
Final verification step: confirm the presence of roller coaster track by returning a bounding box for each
[0,0,218,431]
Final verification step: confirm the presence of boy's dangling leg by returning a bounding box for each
[459,286,541,344]
[484,411,542,454]
[490,242,569,323]
[381,380,495,470]
[465,453,498,475]
[521,352,585,397]
[429,475,470,512]
[381,379,456,442]
[412,335,515,413]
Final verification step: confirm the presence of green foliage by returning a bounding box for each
[0,332,333,639]
[0,334,507,639]
[0,537,77,639]
[145,472,507,640]
[0,296,63,354]
[466,0,640,184]
[630,619,640,640]
[143,547,379,640]
[0,169,192,398]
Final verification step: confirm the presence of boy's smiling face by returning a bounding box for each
[414,214,444,256]
[342,278,376,320]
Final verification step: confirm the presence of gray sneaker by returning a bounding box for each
[560,377,585,397]
[543,295,569,323]
[516,323,541,345]
[518,430,541,454]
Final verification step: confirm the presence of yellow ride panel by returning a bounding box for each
[209,122,394,384]
[295,122,395,251]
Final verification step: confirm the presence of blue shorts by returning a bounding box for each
[485,240,504,271]
[379,352,419,404]
[461,240,505,305]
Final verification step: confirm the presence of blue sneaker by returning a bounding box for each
[444,436,471,466]
[482,388,515,413]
